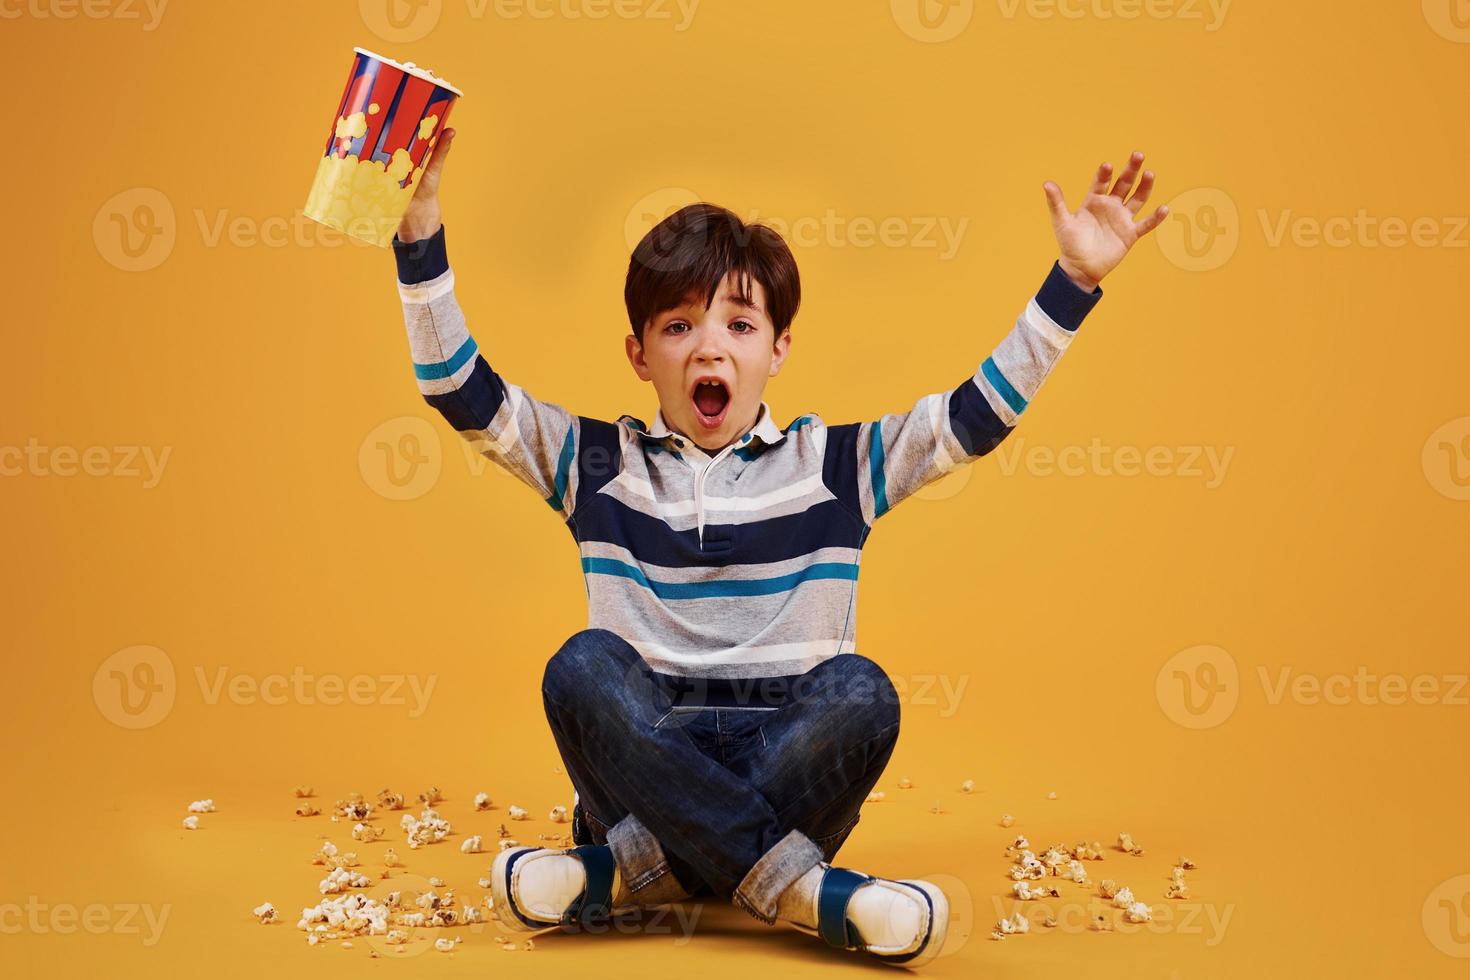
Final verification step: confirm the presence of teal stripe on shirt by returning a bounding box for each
[414,336,478,381]
[582,557,859,599]
[544,426,576,512]
[868,420,890,519]
[981,357,1028,414]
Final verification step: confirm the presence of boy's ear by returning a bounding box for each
[768,329,792,377]
[626,333,653,381]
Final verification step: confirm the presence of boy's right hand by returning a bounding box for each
[397,127,456,244]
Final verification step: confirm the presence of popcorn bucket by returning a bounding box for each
[304,48,462,248]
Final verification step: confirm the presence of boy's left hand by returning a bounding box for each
[1044,150,1169,292]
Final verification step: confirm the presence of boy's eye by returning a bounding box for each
[665,322,689,334]
[731,320,755,333]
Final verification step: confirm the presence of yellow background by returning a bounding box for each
[3,0,1469,976]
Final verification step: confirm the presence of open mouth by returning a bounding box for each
[690,378,731,429]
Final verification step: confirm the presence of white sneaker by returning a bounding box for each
[787,864,949,968]
[490,844,631,933]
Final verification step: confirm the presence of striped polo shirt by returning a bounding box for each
[393,225,1101,681]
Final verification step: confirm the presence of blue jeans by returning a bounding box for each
[541,628,901,924]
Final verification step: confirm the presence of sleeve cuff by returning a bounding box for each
[1035,261,1103,332]
[392,224,449,284]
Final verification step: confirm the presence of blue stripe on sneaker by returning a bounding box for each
[414,335,479,380]
[981,357,1028,415]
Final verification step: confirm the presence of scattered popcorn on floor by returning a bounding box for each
[377,789,405,811]
[1117,832,1144,856]
[428,876,445,888]
[864,791,885,803]
[182,816,199,830]
[523,939,535,950]
[461,835,483,854]
[188,799,216,814]
[478,877,492,889]
[929,802,944,815]
[960,780,975,793]
[1000,814,1015,828]
[1047,791,1057,800]
[1111,886,1135,909]
[434,938,455,952]
[419,787,442,806]
[1125,901,1152,923]
[896,777,913,789]
[498,839,520,851]
[548,805,568,823]
[253,902,278,924]
[1099,879,1119,899]
[383,848,400,867]
[352,822,384,842]
[508,805,528,821]
[474,792,492,811]
[295,803,320,817]
[293,786,313,798]
[403,807,452,849]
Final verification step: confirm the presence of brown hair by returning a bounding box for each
[624,203,801,344]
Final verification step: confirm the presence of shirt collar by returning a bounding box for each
[623,400,787,451]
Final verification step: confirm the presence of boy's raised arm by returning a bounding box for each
[821,150,1170,527]
[392,131,594,520]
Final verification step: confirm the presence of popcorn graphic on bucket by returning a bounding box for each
[304,48,462,248]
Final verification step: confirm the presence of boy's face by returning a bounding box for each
[626,272,791,453]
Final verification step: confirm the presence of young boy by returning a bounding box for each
[390,129,1167,967]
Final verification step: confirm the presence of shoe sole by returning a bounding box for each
[891,879,949,969]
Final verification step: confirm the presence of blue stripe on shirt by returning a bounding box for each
[582,556,859,599]
[981,357,1028,415]
[414,335,479,381]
